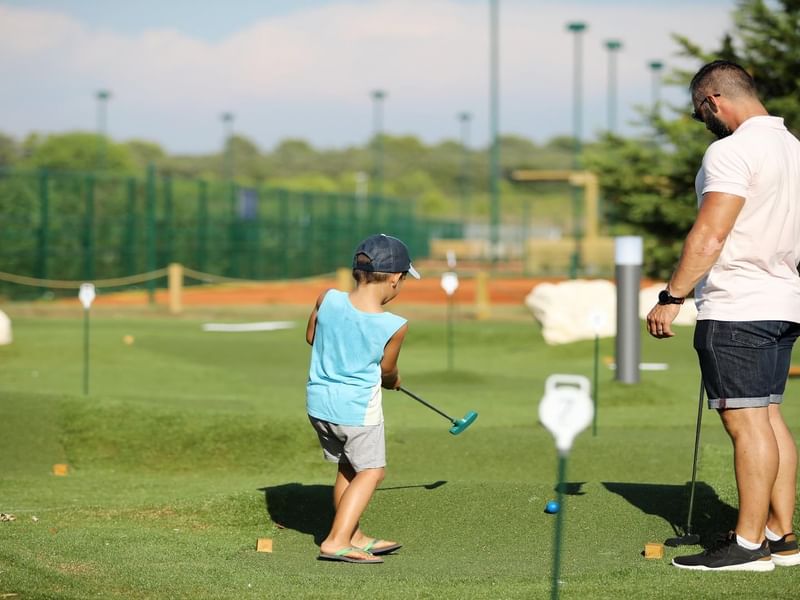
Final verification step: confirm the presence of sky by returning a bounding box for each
[0,0,738,154]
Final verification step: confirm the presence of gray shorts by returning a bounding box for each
[308,416,386,472]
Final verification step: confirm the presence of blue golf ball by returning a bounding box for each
[545,500,560,514]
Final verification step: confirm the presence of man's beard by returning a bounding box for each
[706,113,733,139]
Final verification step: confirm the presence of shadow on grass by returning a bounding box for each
[260,483,334,545]
[556,481,586,495]
[260,480,447,545]
[603,481,738,548]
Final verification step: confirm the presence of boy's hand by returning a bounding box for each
[382,372,400,390]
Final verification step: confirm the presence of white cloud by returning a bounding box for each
[0,1,735,152]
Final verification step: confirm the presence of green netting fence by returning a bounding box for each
[0,166,459,299]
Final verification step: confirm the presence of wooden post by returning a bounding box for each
[475,271,491,320]
[168,263,183,315]
[336,267,352,292]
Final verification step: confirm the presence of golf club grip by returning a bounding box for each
[397,386,454,422]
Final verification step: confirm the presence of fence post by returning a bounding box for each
[228,181,239,277]
[196,179,208,272]
[168,262,183,315]
[522,198,530,276]
[303,192,313,277]
[163,175,174,266]
[326,194,339,274]
[252,187,262,279]
[475,270,491,320]
[124,177,137,275]
[84,173,95,281]
[278,188,289,278]
[146,164,157,303]
[336,267,352,292]
[36,168,49,282]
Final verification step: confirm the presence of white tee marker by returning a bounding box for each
[539,374,594,454]
[440,272,459,296]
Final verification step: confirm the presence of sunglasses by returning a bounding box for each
[691,93,721,122]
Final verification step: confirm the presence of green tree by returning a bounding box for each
[22,132,134,172]
[585,0,800,278]
[0,133,19,167]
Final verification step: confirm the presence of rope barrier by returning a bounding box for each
[0,269,168,289]
[181,267,338,284]
[0,266,337,289]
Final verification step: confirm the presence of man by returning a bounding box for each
[647,59,800,571]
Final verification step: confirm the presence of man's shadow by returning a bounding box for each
[259,481,446,545]
[603,481,738,547]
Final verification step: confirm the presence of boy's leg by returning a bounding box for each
[332,462,400,551]
[332,462,366,544]
[320,466,385,557]
[766,404,798,535]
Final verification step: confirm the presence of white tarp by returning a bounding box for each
[525,280,697,345]
[0,310,11,345]
[201,321,295,333]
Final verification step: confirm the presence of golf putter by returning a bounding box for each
[397,386,478,435]
[665,378,704,547]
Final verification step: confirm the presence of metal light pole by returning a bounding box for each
[221,111,234,181]
[458,111,472,224]
[96,89,111,170]
[648,60,664,117]
[566,21,587,279]
[489,0,500,266]
[604,40,622,133]
[371,90,387,198]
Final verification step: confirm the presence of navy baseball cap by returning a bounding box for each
[352,234,421,279]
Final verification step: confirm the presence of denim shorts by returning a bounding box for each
[308,416,386,472]
[694,320,800,409]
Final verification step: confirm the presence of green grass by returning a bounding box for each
[1,306,799,599]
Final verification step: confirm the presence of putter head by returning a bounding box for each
[664,533,700,547]
[449,411,478,435]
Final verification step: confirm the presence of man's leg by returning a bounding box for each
[719,406,779,543]
[766,403,797,536]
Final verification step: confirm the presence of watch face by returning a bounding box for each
[658,290,669,304]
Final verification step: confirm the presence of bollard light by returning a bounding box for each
[615,236,643,384]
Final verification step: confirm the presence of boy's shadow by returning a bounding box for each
[259,481,446,545]
[260,483,333,545]
[603,481,738,547]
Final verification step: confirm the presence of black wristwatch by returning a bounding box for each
[658,289,685,305]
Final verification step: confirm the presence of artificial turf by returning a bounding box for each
[1,305,799,598]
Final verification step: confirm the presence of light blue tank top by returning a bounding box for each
[306,290,407,426]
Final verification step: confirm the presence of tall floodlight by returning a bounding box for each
[566,21,587,279]
[371,90,387,198]
[489,0,500,266]
[648,60,664,116]
[458,111,472,223]
[221,112,235,181]
[96,90,111,169]
[604,40,622,133]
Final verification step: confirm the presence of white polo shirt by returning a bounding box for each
[694,116,800,322]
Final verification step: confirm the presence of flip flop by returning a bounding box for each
[318,547,384,564]
[360,539,403,555]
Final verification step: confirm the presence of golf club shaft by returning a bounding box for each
[685,378,705,534]
[398,386,455,423]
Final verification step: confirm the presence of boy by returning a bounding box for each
[306,233,420,564]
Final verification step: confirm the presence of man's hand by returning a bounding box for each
[646,303,682,338]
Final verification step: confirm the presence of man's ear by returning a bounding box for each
[390,273,403,287]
